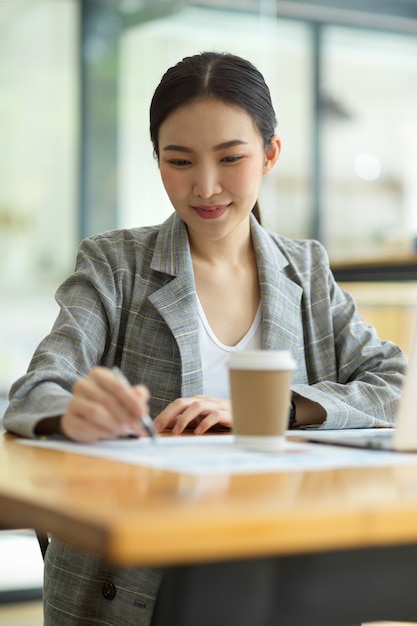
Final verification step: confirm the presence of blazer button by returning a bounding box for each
[102,581,116,600]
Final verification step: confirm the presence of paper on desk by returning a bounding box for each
[18,430,417,475]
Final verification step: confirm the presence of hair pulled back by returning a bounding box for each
[149,52,278,223]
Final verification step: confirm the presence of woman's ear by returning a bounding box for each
[263,135,281,174]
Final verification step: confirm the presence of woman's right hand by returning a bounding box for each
[60,366,150,443]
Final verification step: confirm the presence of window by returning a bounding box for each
[0,0,78,390]
[321,26,417,262]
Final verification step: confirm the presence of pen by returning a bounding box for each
[111,367,157,443]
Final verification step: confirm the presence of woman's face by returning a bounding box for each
[158,98,280,245]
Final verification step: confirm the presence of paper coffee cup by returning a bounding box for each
[229,350,296,450]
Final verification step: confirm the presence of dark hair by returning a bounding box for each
[149,51,278,224]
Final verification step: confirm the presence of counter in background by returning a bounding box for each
[339,281,417,356]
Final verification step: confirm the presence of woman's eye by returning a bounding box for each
[169,159,190,167]
[222,155,243,163]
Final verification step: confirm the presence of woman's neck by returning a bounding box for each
[187,220,253,268]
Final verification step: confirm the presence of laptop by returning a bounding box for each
[303,326,417,452]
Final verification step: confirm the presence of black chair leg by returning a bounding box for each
[36,532,49,560]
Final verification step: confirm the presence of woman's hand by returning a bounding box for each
[61,366,150,443]
[153,396,232,435]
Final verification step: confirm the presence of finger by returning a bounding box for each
[171,399,209,434]
[62,398,119,442]
[193,412,229,435]
[101,373,152,436]
[80,367,149,433]
[109,376,151,428]
[153,398,193,433]
[154,397,233,434]
[71,380,130,436]
[188,400,233,435]
[61,416,110,444]
[93,367,144,420]
[132,384,151,408]
[70,371,143,439]
[64,393,151,442]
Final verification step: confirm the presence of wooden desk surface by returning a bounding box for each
[2,433,417,567]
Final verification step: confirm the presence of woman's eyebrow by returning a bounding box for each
[162,140,248,153]
[162,144,192,153]
[213,140,248,150]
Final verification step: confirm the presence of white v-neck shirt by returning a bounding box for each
[196,296,262,399]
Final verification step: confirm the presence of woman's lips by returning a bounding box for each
[192,204,229,219]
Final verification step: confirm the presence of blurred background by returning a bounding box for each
[1,0,417,617]
[1,0,417,392]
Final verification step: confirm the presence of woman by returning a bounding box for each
[3,51,406,625]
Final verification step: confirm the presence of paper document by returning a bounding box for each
[19,430,417,476]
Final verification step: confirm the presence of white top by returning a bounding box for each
[197,296,262,398]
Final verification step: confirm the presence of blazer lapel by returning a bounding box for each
[148,214,203,397]
[251,218,306,382]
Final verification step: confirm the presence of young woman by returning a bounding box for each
[3,51,406,625]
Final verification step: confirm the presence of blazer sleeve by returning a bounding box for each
[2,236,126,438]
[291,241,407,429]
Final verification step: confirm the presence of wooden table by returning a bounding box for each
[2,431,417,625]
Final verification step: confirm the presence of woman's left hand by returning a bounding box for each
[153,396,232,435]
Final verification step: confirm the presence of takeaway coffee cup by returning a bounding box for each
[228,350,296,450]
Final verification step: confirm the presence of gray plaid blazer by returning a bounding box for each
[3,212,406,625]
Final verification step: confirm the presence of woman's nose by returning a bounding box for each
[192,166,222,198]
